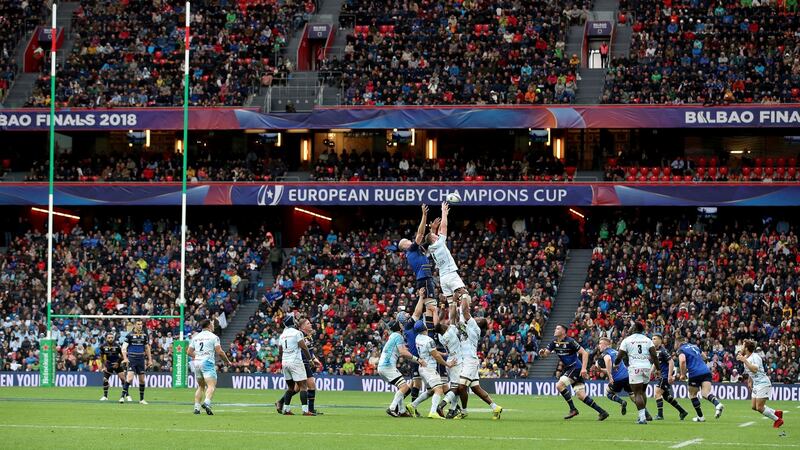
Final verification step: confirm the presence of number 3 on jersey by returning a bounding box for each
[637,344,642,354]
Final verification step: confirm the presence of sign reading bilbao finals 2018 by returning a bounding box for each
[2,372,800,402]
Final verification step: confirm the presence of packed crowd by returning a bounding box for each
[603,0,800,104]
[22,150,288,182]
[0,0,44,102]
[0,218,270,372]
[25,0,311,107]
[326,0,586,105]
[227,216,568,377]
[311,149,573,182]
[572,214,799,383]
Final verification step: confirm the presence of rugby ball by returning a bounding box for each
[446,192,462,203]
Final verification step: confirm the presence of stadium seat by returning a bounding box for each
[709,157,718,167]
[464,176,474,182]
[742,167,751,178]
[565,167,577,178]
[696,167,705,177]
[626,175,635,182]
[684,175,692,182]
[607,158,618,167]
[766,158,774,167]
[651,167,660,177]
[790,158,797,167]
[708,167,717,178]
[719,167,728,176]
[765,167,774,177]
[754,167,763,178]
[662,167,671,177]
[778,158,786,167]
[755,158,763,167]
[789,167,797,178]
[697,157,707,168]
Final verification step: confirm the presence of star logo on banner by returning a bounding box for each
[176,345,183,353]
[43,344,49,351]
[257,185,284,206]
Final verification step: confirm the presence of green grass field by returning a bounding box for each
[0,387,795,449]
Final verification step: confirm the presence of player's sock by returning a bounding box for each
[194,402,201,411]
[390,390,405,411]
[667,398,686,414]
[704,394,720,407]
[638,408,647,422]
[282,389,294,412]
[607,392,624,405]
[300,390,308,406]
[139,385,145,401]
[762,406,779,421]
[412,390,430,408]
[302,403,309,413]
[429,393,442,415]
[560,389,577,410]
[581,396,606,414]
[656,398,664,416]
[103,378,109,397]
[122,382,129,396]
[203,399,211,408]
[444,391,458,410]
[308,390,316,412]
[691,397,703,417]
[490,402,498,410]
[410,386,420,402]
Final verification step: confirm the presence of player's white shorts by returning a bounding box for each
[440,272,465,297]
[420,365,444,389]
[752,383,772,399]
[447,360,462,385]
[377,365,405,386]
[282,360,307,382]
[191,359,217,380]
[629,367,652,384]
[459,358,480,384]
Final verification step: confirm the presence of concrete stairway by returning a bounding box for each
[3,73,39,107]
[612,24,632,58]
[565,25,584,63]
[269,71,320,112]
[574,68,605,104]
[219,263,274,350]
[529,249,592,378]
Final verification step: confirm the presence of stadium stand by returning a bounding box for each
[25,0,308,107]
[226,217,567,376]
[571,214,800,383]
[325,0,584,105]
[0,0,45,103]
[0,218,268,372]
[603,0,800,104]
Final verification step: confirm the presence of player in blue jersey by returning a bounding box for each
[652,334,688,420]
[539,324,609,420]
[677,336,724,422]
[399,288,431,404]
[596,337,629,416]
[398,205,436,402]
[121,320,153,404]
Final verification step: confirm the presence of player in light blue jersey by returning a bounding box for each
[378,320,426,417]
[187,319,232,415]
[677,336,724,422]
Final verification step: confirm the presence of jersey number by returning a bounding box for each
[198,342,204,351]
[637,344,642,354]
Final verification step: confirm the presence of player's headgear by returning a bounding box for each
[387,320,401,332]
[283,313,296,328]
[413,320,427,333]
[396,311,409,324]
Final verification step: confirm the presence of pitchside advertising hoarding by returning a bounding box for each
[5,183,800,206]
[3,372,800,402]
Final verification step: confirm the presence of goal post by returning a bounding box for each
[40,314,189,388]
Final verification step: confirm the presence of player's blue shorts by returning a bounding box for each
[658,377,671,391]
[610,378,632,394]
[191,359,217,380]
[688,373,712,388]
[304,361,315,378]
[128,357,146,375]
[415,277,435,298]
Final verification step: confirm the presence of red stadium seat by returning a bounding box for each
[649,175,658,182]
[742,167,751,178]
[607,158,618,167]
[777,167,786,179]
[1,159,10,169]
[475,175,485,181]
[754,167,763,178]
[627,167,637,177]
[765,167,774,177]
[766,158,774,167]
[709,157,718,167]
[662,167,671,177]
[543,175,552,182]
[684,175,693,182]
[464,176,473,182]
[626,175,635,182]
[719,167,728,176]
[708,167,717,178]
[637,175,646,182]
[778,158,786,167]
[565,167,577,178]
[651,167,660,177]
[790,158,797,167]
[672,175,682,182]
[473,24,483,35]
[755,158,763,167]
[698,157,707,168]
[639,167,649,177]
[789,167,797,178]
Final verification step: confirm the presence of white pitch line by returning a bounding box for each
[738,422,755,428]
[671,439,704,449]
[1,424,799,448]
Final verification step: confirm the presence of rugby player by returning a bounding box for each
[378,319,425,417]
[736,340,784,428]
[455,294,503,420]
[652,334,688,420]
[121,320,153,404]
[409,307,456,420]
[188,319,232,415]
[276,313,313,415]
[538,324,608,420]
[398,204,435,401]
[399,288,432,406]
[99,332,125,401]
[435,301,464,418]
[298,318,324,416]
[616,322,657,424]
[596,337,629,415]
[677,336,725,422]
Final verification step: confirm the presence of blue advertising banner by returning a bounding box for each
[3,372,799,402]
[2,106,800,131]
[4,183,800,206]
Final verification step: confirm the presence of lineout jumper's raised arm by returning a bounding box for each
[415,204,428,244]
